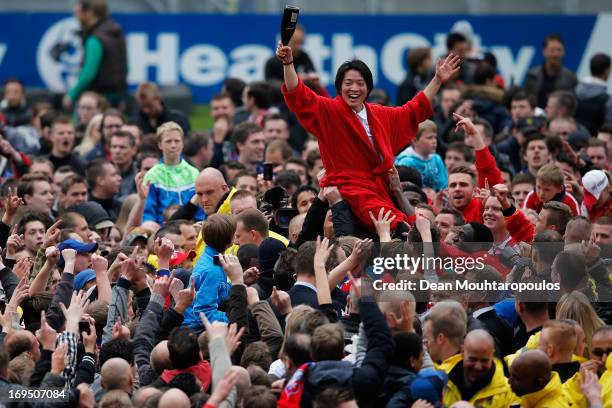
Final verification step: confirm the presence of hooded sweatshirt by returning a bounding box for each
[395,146,448,191]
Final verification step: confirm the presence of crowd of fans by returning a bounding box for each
[0,0,612,407]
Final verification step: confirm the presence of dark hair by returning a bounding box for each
[78,0,108,19]
[17,173,51,199]
[284,333,311,369]
[246,81,271,110]
[240,341,272,371]
[154,223,182,240]
[533,230,564,266]
[446,142,474,163]
[549,90,577,117]
[242,385,277,408]
[86,158,114,188]
[291,185,317,210]
[407,47,431,74]
[543,33,564,48]
[275,170,301,191]
[511,91,537,109]
[393,332,423,370]
[0,346,9,373]
[274,248,297,291]
[473,117,494,140]
[232,122,263,146]
[474,65,496,85]
[211,92,234,103]
[167,372,201,397]
[446,32,468,52]
[222,78,247,107]
[110,130,136,147]
[60,175,88,194]
[184,131,211,157]
[439,207,465,227]
[99,339,134,368]
[522,133,548,156]
[334,60,373,97]
[314,387,356,408]
[554,251,586,292]
[396,165,422,188]
[168,328,200,370]
[263,112,289,126]
[293,241,316,277]
[3,77,24,90]
[236,208,269,237]
[590,53,611,78]
[203,214,236,253]
[542,201,572,235]
[16,212,52,235]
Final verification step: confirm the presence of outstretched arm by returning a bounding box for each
[423,53,461,107]
[277,41,299,92]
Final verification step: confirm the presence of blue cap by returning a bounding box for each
[73,269,96,292]
[57,239,98,268]
[409,368,447,405]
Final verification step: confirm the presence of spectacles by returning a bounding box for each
[591,348,612,357]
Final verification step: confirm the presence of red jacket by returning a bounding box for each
[282,79,432,231]
[523,190,580,216]
[505,206,535,243]
[475,147,505,188]
[461,198,484,223]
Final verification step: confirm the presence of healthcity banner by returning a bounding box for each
[0,13,611,103]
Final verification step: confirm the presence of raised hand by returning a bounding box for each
[91,254,108,275]
[51,342,69,375]
[243,267,260,286]
[36,310,58,351]
[434,53,461,84]
[81,318,97,354]
[206,369,241,407]
[225,323,245,356]
[322,186,343,205]
[2,187,23,223]
[219,254,244,285]
[154,237,175,269]
[579,368,603,407]
[112,317,130,340]
[453,112,478,137]
[276,41,293,64]
[174,278,196,314]
[582,236,601,266]
[492,183,511,210]
[313,236,334,269]
[346,238,373,271]
[200,312,228,340]
[369,208,395,242]
[6,234,25,258]
[60,290,91,333]
[389,166,402,194]
[271,286,292,315]
[152,272,174,297]
[12,257,33,280]
[135,171,150,201]
[43,220,63,248]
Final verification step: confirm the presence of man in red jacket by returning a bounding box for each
[277,41,460,234]
[447,114,506,223]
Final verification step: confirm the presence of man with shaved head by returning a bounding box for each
[509,350,568,406]
[442,329,514,407]
[158,388,191,408]
[132,387,162,408]
[100,358,134,402]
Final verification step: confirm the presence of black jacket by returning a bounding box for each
[136,103,191,135]
[475,308,515,357]
[84,17,127,94]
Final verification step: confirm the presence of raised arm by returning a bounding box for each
[276,41,298,92]
[423,53,461,108]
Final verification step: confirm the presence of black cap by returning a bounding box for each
[66,202,114,230]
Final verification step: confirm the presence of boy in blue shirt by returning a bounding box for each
[395,120,447,191]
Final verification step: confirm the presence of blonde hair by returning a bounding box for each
[416,119,437,140]
[156,121,184,143]
[556,291,604,358]
[279,305,315,358]
[536,163,563,188]
[74,112,103,156]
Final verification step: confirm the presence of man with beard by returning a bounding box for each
[442,330,514,407]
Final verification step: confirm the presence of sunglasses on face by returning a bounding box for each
[591,348,612,357]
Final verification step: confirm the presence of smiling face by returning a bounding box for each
[341,69,368,112]
[483,196,505,232]
[448,173,474,210]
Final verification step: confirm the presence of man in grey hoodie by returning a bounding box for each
[575,53,612,135]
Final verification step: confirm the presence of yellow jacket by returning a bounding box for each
[601,353,612,408]
[441,355,516,408]
[517,372,569,408]
[505,330,586,368]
